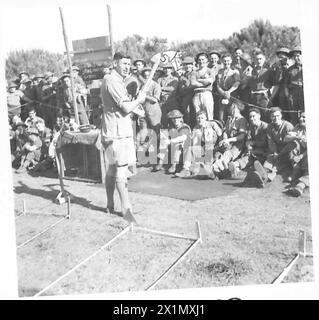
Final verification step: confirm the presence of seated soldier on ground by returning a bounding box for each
[25,107,45,129]
[11,122,29,168]
[250,107,294,187]
[175,110,223,178]
[32,121,54,172]
[15,127,42,173]
[210,99,248,178]
[284,112,309,197]
[154,109,191,174]
[228,107,268,178]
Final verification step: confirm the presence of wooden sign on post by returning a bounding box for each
[71,36,112,83]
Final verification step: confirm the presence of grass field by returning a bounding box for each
[13,167,313,297]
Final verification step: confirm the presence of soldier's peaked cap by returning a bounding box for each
[276,47,290,56]
[290,46,302,55]
[167,109,184,119]
[182,56,194,64]
[209,51,221,58]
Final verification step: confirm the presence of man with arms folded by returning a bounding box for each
[101,52,146,219]
[190,53,215,122]
[216,53,241,122]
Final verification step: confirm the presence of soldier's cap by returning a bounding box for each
[162,62,174,69]
[20,78,32,84]
[16,122,28,128]
[8,82,18,88]
[19,71,30,77]
[28,127,40,136]
[59,73,71,81]
[195,52,209,62]
[249,107,261,115]
[33,74,44,80]
[290,46,302,56]
[209,51,221,58]
[167,109,184,119]
[113,52,130,61]
[72,66,80,71]
[269,106,282,114]
[44,71,54,79]
[133,59,145,66]
[182,56,194,64]
[276,47,290,56]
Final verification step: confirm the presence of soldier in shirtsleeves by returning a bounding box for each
[190,52,215,122]
[251,107,294,188]
[100,52,146,219]
[248,52,273,121]
[155,109,191,174]
[177,56,195,127]
[228,107,268,178]
[268,47,291,116]
[208,51,223,120]
[157,62,179,128]
[284,46,304,124]
[7,82,25,120]
[175,110,223,178]
[57,74,89,125]
[211,99,248,179]
[216,53,241,123]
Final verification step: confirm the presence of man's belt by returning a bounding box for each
[194,88,212,93]
[289,83,303,89]
[251,89,268,94]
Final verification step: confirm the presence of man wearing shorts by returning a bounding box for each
[100,52,146,219]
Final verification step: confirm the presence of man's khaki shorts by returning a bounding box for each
[102,137,136,167]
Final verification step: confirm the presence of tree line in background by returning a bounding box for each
[5,19,301,81]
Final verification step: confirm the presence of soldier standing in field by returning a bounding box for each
[268,47,291,117]
[157,62,179,128]
[100,52,146,219]
[216,53,241,122]
[177,56,195,127]
[190,52,215,122]
[248,52,273,121]
[284,46,304,124]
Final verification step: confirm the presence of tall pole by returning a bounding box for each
[59,7,80,125]
[107,4,114,59]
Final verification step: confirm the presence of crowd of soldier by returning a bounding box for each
[6,45,307,196]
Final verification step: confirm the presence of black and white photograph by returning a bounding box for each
[0,0,318,300]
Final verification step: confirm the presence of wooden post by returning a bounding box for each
[107,4,114,59]
[59,7,80,125]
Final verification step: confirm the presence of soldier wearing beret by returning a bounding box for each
[284,46,304,124]
[268,47,291,117]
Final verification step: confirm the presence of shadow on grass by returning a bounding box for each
[14,181,109,214]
